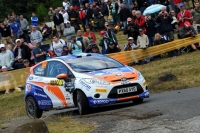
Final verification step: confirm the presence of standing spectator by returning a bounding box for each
[68,6,79,30]
[84,26,96,42]
[69,36,82,54]
[84,3,90,26]
[170,10,179,30]
[183,0,193,9]
[79,4,87,32]
[48,7,55,22]
[12,12,20,24]
[31,12,39,27]
[102,0,109,22]
[156,11,174,41]
[135,10,146,33]
[191,2,200,33]
[131,10,137,21]
[32,41,46,64]
[177,3,192,28]
[10,19,20,42]
[30,25,43,44]
[124,17,139,42]
[19,15,28,32]
[99,30,112,54]
[50,35,66,57]
[76,30,90,52]
[63,21,75,41]
[53,9,64,38]
[61,9,69,28]
[179,21,200,50]
[63,0,70,11]
[0,22,13,45]
[110,0,119,24]
[145,14,157,47]
[0,44,14,70]
[124,37,137,51]
[120,3,131,29]
[106,41,120,54]
[106,21,118,46]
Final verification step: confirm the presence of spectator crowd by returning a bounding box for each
[0,0,200,93]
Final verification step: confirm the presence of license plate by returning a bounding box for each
[117,86,137,94]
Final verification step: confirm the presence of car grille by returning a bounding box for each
[108,83,144,98]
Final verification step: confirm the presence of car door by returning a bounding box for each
[44,60,75,108]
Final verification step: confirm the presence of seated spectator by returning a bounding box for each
[106,42,120,54]
[179,21,200,51]
[63,21,75,41]
[124,37,137,51]
[154,33,167,46]
[50,35,66,57]
[23,59,30,68]
[83,26,96,42]
[76,30,90,52]
[18,30,30,43]
[85,39,100,53]
[61,46,70,56]
[68,36,82,54]
[91,45,101,53]
[30,25,43,44]
[32,41,46,64]
[41,23,52,40]
[0,44,14,70]
[99,30,112,54]
[6,44,14,54]
[124,17,139,42]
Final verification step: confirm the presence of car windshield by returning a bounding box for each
[65,56,124,73]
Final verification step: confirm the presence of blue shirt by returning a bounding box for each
[31,16,39,26]
[71,41,82,54]
[10,22,20,34]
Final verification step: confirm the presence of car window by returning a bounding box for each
[33,64,46,76]
[47,61,69,78]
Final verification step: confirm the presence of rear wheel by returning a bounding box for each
[132,98,144,104]
[77,90,89,115]
[26,96,43,118]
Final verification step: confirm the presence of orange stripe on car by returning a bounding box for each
[46,86,68,107]
[118,95,139,101]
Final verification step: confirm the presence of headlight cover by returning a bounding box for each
[138,71,144,80]
[83,78,110,85]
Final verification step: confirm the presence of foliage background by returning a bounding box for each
[0,0,63,22]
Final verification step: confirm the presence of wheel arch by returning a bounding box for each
[73,88,88,107]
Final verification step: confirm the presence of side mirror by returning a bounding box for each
[56,73,67,79]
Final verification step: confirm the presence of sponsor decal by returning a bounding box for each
[79,80,91,91]
[29,76,34,80]
[121,78,130,85]
[26,84,32,92]
[93,99,109,104]
[115,73,121,76]
[50,80,63,86]
[38,100,52,105]
[34,92,47,98]
[95,88,107,93]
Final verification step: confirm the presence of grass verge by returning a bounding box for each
[47,116,95,133]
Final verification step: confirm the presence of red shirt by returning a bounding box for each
[174,0,183,5]
[177,10,192,28]
[83,32,96,42]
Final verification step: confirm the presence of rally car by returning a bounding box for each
[25,53,149,118]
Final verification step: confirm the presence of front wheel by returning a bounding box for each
[25,96,43,118]
[77,90,89,115]
[132,98,144,104]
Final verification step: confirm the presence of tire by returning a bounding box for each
[132,98,144,104]
[25,96,43,118]
[77,90,89,115]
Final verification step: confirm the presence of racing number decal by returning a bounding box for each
[50,80,64,86]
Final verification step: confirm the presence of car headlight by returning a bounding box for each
[83,78,110,85]
[138,71,144,80]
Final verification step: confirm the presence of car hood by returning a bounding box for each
[80,66,139,84]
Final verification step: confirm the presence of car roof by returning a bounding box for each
[54,53,106,61]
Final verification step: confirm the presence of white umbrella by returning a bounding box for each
[143,4,166,16]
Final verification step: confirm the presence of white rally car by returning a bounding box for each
[25,53,149,118]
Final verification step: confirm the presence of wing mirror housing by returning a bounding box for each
[56,73,67,79]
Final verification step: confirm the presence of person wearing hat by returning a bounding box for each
[63,21,76,41]
[177,2,192,28]
[106,21,118,46]
[99,30,112,54]
[32,41,46,64]
[23,59,30,68]
[85,39,100,53]
[30,25,43,44]
[10,18,20,42]
[124,37,137,51]
[179,21,200,51]
[124,17,139,42]
[106,41,120,54]
[0,44,14,70]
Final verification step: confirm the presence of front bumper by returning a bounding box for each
[88,90,150,107]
